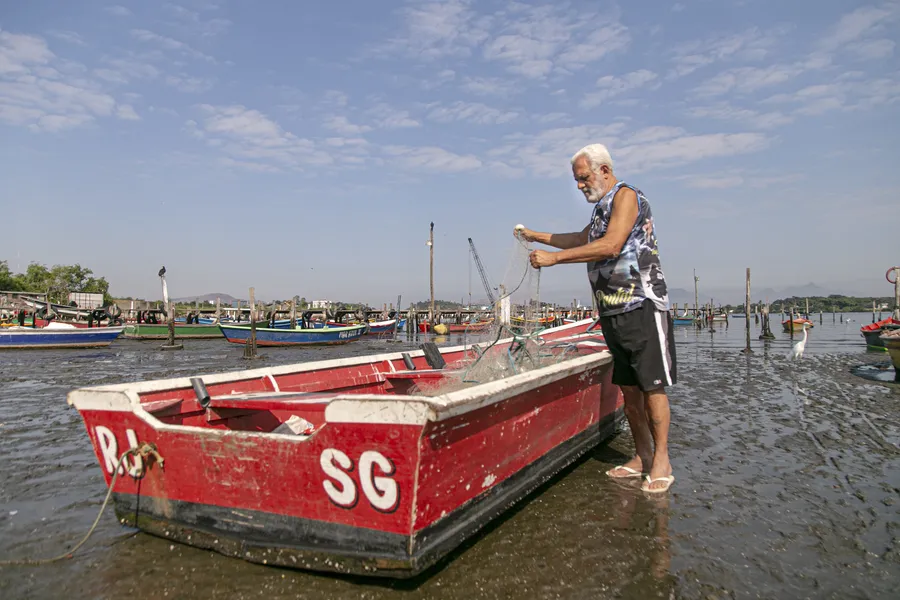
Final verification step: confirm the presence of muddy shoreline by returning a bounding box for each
[1,316,898,599]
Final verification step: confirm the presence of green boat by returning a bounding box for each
[123,323,224,340]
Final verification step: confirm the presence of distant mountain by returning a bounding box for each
[172,293,241,304]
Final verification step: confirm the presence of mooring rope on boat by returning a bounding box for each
[0,443,164,567]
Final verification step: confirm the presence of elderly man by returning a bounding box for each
[518,143,676,493]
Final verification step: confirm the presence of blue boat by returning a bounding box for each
[0,324,125,349]
[673,316,695,326]
[218,323,366,346]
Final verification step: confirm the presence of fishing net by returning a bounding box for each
[412,232,571,395]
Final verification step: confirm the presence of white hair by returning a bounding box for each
[571,144,614,174]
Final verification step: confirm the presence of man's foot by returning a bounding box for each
[641,475,675,494]
[606,456,648,479]
[643,457,673,492]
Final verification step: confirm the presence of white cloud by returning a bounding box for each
[323,115,372,135]
[367,103,420,128]
[460,75,517,96]
[192,104,335,169]
[427,101,517,125]
[680,175,745,189]
[677,172,803,189]
[849,38,895,60]
[0,31,139,131]
[130,29,215,62]
[693,63,810,96]
[94,56,161,84]
[321,90,349,108]
[105,5,132,17]
[165,74,215,93]
[382,0,490,59]
[617,132,771,172]
[164,3,232,37]
[0,31,54,74]
[686,103,793,129]
[581,70,658,108]
[219,157,280,173]
[482,5,630,78]
[668,27,785,78]
[116,104,140,120]
[383,145,482,172]
[820,5,897,51]
[489,124,769,177]
[385,1,628,79]
[46,30,86,46]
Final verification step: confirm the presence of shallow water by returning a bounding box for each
[1,314,898,599]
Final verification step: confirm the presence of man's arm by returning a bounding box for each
[531,188,639,266]
[519,225,589,249]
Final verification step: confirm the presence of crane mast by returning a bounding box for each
[468,237,496,305]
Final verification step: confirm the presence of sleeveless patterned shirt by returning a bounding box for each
[587,182,670,316]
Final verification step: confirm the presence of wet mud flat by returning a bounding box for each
[1,329,899,599]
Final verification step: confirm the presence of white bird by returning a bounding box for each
[790,324,809,360]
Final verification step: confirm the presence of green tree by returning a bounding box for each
[0,261,20,291]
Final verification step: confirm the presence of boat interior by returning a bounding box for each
[132,332,608,436]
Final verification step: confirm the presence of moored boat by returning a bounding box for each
[880,329,900,382]
[66,319,621,578]
[861,317,900,350]
[366,318,399,335]
[219,323,366,346]
[0,322,124,349]
[124,322,225,340]
[783,318,814,333]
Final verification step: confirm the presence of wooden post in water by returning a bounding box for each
[893,266,900,320]
[872,299,876,324]
[215,296,221,322]
[290,296,297,329]
[742,268,752,353]
[805,298,810,320]
[693,269,700,329]
[244,287,258,359]
[759,302,775,340]
[789,307,795,341]
[167,301,175,344]
[428,222,435,328]
[819,310,823,325]
[832,304,835,324]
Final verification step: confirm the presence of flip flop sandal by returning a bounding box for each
[641,475,675,493]
[606,465,643,479]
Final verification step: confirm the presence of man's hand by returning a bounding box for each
[514,226,539,243]
[529,250,558,268]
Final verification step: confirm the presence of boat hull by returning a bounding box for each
[219,323,366,346]
[881,333,900,382]
[861,318,900,350]
[0,326,124,349]
[782,319,814,333]
[68,319,621,577]
[123,323,224,339]
[672,317,694,326]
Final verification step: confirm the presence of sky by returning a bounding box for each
[1,0,899,306]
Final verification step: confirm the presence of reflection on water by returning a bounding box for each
[1,314,898,599]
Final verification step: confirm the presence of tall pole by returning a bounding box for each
[743,268,752,353]
[428,222,435,327]
[894,267,900,320]
[693,269,700,327]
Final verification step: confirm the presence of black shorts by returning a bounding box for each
[599,299,677,391]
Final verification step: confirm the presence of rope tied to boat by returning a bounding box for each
[0,442,164,567]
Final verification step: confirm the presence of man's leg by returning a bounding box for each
[608,384,655,476]
[644,388,672,490]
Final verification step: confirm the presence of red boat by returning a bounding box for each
[67,319,622,578]
[861,317,900,350]
[418,320,493,334]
